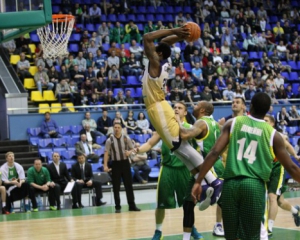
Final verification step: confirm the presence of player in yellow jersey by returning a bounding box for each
[142,27,222,194]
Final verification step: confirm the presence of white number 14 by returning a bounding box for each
[237,138,258,164]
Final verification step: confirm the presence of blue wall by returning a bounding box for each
[8,104,290,140]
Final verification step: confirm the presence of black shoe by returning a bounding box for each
[97,201,107,206]
[115,209,121,213]
[57,205,61,210]
[72,204,79,209]
[79,204,84,208]
[129,206,141,212]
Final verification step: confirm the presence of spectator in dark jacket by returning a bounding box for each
[40,112,62,138]
[97,110,113,135]
[244,84,257,100]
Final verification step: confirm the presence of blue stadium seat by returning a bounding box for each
[281,72,289,80]
[52,138,66,147]
[137,24,144,31]
[143,134,151,142]
[69,125,83,135]
[69,44,79,53]
[113,88,123,96]
[148,159,160,178]
[286,127,298,135]
[136,88,142,97]
[165,6,174,13]
[289,72,299,81]
[96,135,107,145]
[27,127,41,137]
[156,14,164,22]
[174,6,183,13]
[100,15,107,22]
[94,147,105,157]
[52,5,60,13]
[108,14,117,22]
[118,14,126,23]
[183,62,192,72]
[58,125,71,135]
[29,137,39,146]
[86,23,96,32]
[38,139,53,149]
[69,33,81,42]
[165,14,174,23]
[269,16,278,23]
[91,162,103,172]
[127,14,136,22]
[249,52,259,60]
[102,43,110,52]
[136,14,146,23]
[147,6,156,13]
[30,33,40,43]
[157,6,164,13]
[137,6,146,13]
[128,134,135,140]
[288,61,298,70]
[39,148,53,158]
[183,6,192,13]
[127,75,139,86]
[290,136,300,146]
[135,134,146,143]
[292,83,299,94]
[62,149,76,159]
[145,14,154,22]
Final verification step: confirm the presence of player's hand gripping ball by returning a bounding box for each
[184,22,201,42]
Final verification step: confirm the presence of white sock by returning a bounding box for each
[291,206,298,214]
[2,202,6,207]
[194,173,199,180]
[268,220,274,232]
[205,171,217,184]
[156,224,162,231]
[183,232,191,240]
[201,179,206,186]
[25,199,29,204]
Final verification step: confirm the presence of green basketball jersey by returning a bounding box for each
[224,116,276,181]
[196,116,220,158]
[161,122,195,168]
[8,166,18,180]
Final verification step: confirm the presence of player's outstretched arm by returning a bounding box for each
[178,119,207,140]
[274,132,300,182]
[133,132,161,154]
[284,137,300,161]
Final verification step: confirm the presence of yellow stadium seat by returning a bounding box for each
[43,90,57,101]
[28,44,36,54]
[31,91,44,102]
[10,55,20,65]
[39,103,50,113]
[24,78,36,90]
[65,102,75,112]
[51,103,62,113]
[29,66,38,76]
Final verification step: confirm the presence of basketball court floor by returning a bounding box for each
[0,189,300,240]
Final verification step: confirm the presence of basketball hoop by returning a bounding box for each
[37,14,75,59]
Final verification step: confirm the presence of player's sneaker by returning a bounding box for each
[213,223,225,237]
[49,206,57,211]
[152,230,163,240]
[2,207,10,215]
[198,185,214,211]
[210,178,223,205]
[191,226,204,240]
[268,230,273,238]
[293,205,300,226]
[25,204,31,213]
[32,208,39,212]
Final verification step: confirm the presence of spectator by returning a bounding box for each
[80,123,102,148]
[70,65,85,85]
[184,75,194,91]
[276,106,291,130]
[289,105,300,127]
[273,21,284,41]
[0,152,32,213]
[47,66,59,89]
[124,110,140,134]
[222,83,235,101]
[89,93,100,111]
[212,51,224,66]
[288,40,300,62]
[111,21,125,44]
[119,51,130,76]
[34,65,54,93]
[276,40,289,59]
[186,85,202,104]
[124,20,141,44]
[47,152,82,209]
[115,90,127,109]
[103,122,140,213]
[233,84,245,98]
[82,111,102,136]
[170,87,185,103]
[85,66,97,82]
[81,79,94,98]
[87,41,98,58]
[59,103,71,113]
[276,84,288,101]
[191,62,204,86]
[108,64,122,89]
[15,35,31,55]
[2,39,16,55]
[216,75,227,91]
[285,84,295,99]
[200,86,213,102]
[97,109,113,136]
[175,62,188,81]
[81,4,90,24]
[211,84,223,102]
[55,79,73,103]
[103,90,117,110]
[144,20,157,34]
[129,40,143,60]
[172,53,182,68]
[107,42,121,57]
[71,154,106,206]
[244,84,257,100]
[17,53,32,83]
[59,65,71,82]
[203,61,217,80]
[94,50,108,72]
[124,89,135,105]
[40,112,62,138]
[89,32,102,50]
[27,159,60,211]
[89,4,101,23]
[76,52,87,73]
[184,42,197,63]
[170,43,181,59]
[94,77,107,100]
[75,134,100,163]
[97,22,109,44]
[136,112,152,135]
[171,75,185,93]
[128,53,143,79]
[107,50,120,70]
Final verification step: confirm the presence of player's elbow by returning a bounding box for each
[143,33,152,42]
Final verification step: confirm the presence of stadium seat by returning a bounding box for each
[31,91,44,102]
[286,127,298,135]
[137,24,143,31]
[174,6,183,13]
[127,14,136,22]
[108,14,117,22]
[27,127,41,137]
[94,147,105,157]
[91,162,103,172]
[164,14,174,23]
[183,62,192,72]
[65,102,75,112]
[38,103,50,113]
[69,125,83,135]
[289,72,299,81]
[10,55,20,65]
[38,138,53,149]
[183,6,192,13]
[58,126,71,135]
[69,43,79,53]
[249,52,259,60]
[52,5,60,13]
[288,61,298,70]
[165,6,174,13]
[148,159,160,178]
[52,138,66,147]
[118,14,126,23]
[156,14,164,22]
[29,66,38,76]
[113,88,123,96]
[292,83,299,94]
[147,6,155,13]
[100,15,107,22]
[86,23,96,32]
[30,33,40,43]
[157,6,164,13]
[281,72,289,80]
[24,78,36,90]
[135,134,146,143]
[96,135,107,145]
[136,88,142,97]
[137,6,146,13]
[127,75,139,85]
[69,33,81,42]
[269,16,278,23]
[62,149,76,160]
[136,14,146,23]
[43,90,57,101]
[51,103,62,113]
[145,14,154,22]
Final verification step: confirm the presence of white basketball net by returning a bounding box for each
[37,15,74,59]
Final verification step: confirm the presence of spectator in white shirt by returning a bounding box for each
[276,41,289,59]
[107,50,120,70]
[97,22,109,44]
[222,83,235,101]
[274,73,285,89]
[171,43,181,58]
[129,40,143,60]
[175,12,187,25]
[89,4,101,23]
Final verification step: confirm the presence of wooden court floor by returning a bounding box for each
[0,193,300,240]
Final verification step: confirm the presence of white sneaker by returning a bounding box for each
[213,223,225,237]
[198,186,214,211]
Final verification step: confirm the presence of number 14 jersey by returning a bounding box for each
[224,115,276,181]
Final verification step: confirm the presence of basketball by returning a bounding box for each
[184,22,201,42]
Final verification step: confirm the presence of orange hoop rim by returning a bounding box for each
[52,14,75,23]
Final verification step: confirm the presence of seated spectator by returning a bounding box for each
[172,53,182,68]
[111,22,125,44]
[124,110,140,134]
[0,152,32,213]
[27,159,60,211]
[288,105,300,127]
[130,142,151,184]
[81,5,90,24]
[108,64,122,89]
[94,50,108,72]
[129,39,143,59]
[128,53,143,79]
[94,77,107,100]
[124,21,141,44]
[244,84,256,100]
[191,62,204,86]
[81,79,94,98]
[216,76,227,91]
[97,109,113,136]
[75,134,100,163]
[16,53,32,84]
[47,152,82,209]
[184,75,194,91]
[175,62,188,81]
[276,84,288,102]
[80,124,102,148]
[82,111,102,136]
[276,40,289,59]
[200,86,213,102]
[171,75,185,93]
[124,90,135,105]
[76,52,87,73]
[15,35,31,55]
[212,51,223,66]
[211,84,223,102]
[233,84,245,98]
[187,85,202,104]
[59,65,70,82]
[71,154,106,206]
[47,66,59,89]
[288,40,299,62]
[170,88,185,103]
[34,65,54,93]
[89,4,101,23]
[220,40,232,62]
[115,90,127,109]
[55,79,74,103]
[70,65,85,85]
[276,106,291,130]
[171,43,181,58]
[2,39,16,55]
[40,112,62,138]
[285,84,295,99]
[107,42,121,57]
[136,112,152,135]
[97,22,109,44]
[89,93,100,111]
[85,66,97,82]
[184,41,197,63]
[222,83,234,101]
[107,50,120,70]
[103,90,117,110]
[86,52,96,69]
[274,73,285,89]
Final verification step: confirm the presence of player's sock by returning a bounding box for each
[2,202,6,207]
[201,179,207,186]
[194,173,199,180]
[268,220,274,232]
[291,206,298,214]
[156,224,162,231]
[204,171,217,184]
[183,232,191,240]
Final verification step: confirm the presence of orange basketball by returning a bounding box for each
[184,22,201,42]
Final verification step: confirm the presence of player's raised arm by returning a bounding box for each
[178,119,207,140]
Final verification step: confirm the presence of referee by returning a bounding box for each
[104,122,141,213]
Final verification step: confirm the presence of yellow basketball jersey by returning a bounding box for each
[141,61,170,107]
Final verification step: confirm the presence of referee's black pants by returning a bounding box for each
[111,159,135,210]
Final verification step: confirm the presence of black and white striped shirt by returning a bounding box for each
[105,134,133,161]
